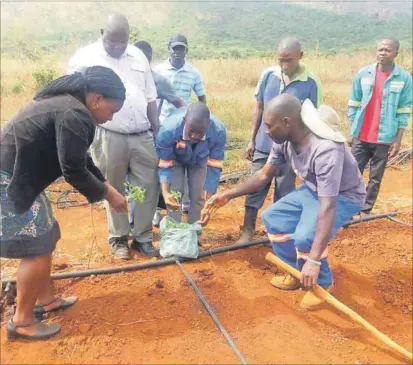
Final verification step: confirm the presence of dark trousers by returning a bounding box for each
[158,193,166,209]
[245,150,296,210]
[351,138,390,213]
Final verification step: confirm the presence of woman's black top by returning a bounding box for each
[0,94,107,213]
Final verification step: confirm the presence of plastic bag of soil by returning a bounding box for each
[159,216,201,259]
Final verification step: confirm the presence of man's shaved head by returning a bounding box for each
[184,103,211,143]
[277,37,303,77]
[185,102,210,127]
[263,94,306,144]
[105,13,129,34]
[278,37,301,53]
[102,13,129,58]
[266,93,302,119]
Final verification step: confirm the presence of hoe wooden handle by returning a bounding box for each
[265,252,412,362]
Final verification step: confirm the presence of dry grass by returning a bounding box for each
[193,50,412,145]
[1,50,412,172]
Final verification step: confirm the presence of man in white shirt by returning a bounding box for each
[68,13,160,260]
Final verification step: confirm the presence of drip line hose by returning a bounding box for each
[1,212,399,285]
[342,211,399,228]
[387,215,413,228]
[1,239,269,285]
[176,260,248,364]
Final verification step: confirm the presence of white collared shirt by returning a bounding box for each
[68,39,157,133]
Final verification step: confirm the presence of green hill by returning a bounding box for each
[1,1,412,59]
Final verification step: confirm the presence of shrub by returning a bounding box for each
[32,67,57,89]
[11,79,25,94]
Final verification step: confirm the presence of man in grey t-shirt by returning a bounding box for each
[200,94,365,310]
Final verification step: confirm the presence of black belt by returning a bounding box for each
[100,127,150,136]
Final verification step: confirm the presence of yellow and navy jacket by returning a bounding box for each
[254,64,323,153]
[348,63,412,144]
[156,107,227,193]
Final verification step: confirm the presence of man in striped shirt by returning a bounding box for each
[155,34,206,123]
[155,34,207,215]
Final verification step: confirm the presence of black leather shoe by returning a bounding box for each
[131,240,160,257]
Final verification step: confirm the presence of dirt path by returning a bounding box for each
[1,164,412,364]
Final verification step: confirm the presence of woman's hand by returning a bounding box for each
[105,184,127,212]
[163,191,180,211]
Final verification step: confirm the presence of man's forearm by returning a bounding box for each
[309,199,336,261]
[172,97,186,109]
[395,128,405,144]
[147,101,160,135]
[161,182,171,196]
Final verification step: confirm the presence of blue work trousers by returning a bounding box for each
[262,185,361,288]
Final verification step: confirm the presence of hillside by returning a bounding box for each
[1,1,412,59]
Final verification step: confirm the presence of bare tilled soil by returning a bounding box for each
[1,164,412,364]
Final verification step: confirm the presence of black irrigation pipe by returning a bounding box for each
[1,239,270,285]
[176,260,248,365]
[387,215,413,228]
[342,211,399,228]
[1,212,399,286]
[220,170,250,184]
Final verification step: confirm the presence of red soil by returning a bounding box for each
[1,164,412,364]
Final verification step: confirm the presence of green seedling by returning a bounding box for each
[164,219,190,229]
[124,182,145,203]
[166,190,189,227]
[170,190,182,205]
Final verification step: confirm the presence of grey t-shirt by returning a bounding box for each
[153,71,179,117]
[268,134,366,207]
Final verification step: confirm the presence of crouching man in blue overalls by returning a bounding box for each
[199,94,366,309]
[156,102,226,241]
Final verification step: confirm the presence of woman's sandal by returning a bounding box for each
[33,296,78,316]
[7,319,61,341]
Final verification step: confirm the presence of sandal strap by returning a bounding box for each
[44,297,61,307]
[38,297,60,308]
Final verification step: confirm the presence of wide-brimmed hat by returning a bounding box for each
[301,99,347,143]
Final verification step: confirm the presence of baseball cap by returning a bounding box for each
[169,34,188,49]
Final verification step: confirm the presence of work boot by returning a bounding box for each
[270,274,301,291]
[109,236,131,260]
[131,240,160,257]
[300,284,333,310]
[236,207,258,244]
